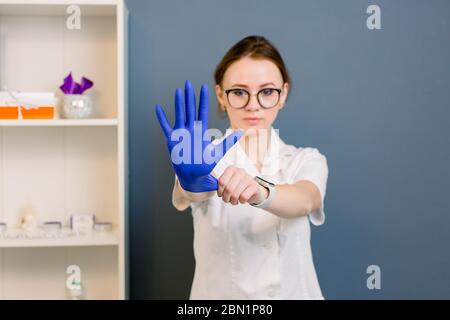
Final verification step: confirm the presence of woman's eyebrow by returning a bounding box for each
[259,82,276,88]
[231,83,249,88]
[231,82,276,88]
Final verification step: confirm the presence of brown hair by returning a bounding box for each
[214,35,291,87]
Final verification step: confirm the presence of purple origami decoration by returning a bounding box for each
[60,72,93,95]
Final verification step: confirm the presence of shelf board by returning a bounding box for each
[0,227,119,248]
[0,1,117,16]
[0,118,118,127]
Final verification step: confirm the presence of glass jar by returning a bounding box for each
[63,94,93,119]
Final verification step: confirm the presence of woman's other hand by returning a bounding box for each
[217,166,268,205]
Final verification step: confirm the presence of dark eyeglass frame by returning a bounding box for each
[223,87,283,109]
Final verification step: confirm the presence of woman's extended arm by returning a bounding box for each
[263,180,322,219]
[217,166,322,219]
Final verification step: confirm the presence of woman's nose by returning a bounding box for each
[245,95,260,111]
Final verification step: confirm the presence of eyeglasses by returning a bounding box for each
[223,87,283,109]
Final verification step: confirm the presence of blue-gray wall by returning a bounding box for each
[127,0,450,299]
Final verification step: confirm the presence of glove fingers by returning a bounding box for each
[198,84,208,131]
[185,80,196,127]
[155,104,172,138]
[174,88,185,128]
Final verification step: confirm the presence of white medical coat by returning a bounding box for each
[182,127,329,299]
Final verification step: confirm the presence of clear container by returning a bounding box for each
[0,222,7,234]
[63,94,93,119]
[67,281,84,300]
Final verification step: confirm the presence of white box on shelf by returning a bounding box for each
[70,214,95,232]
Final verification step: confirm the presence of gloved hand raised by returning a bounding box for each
[155,80,243,192]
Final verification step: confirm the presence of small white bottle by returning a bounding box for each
[68,281,84,300]
[20,202,38,232]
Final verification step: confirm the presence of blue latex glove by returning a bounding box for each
[155,80,244,192]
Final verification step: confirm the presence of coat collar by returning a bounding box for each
[220,127,285,178]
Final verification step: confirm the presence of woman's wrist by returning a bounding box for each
[177,178,214,202]
[253,184,269,204]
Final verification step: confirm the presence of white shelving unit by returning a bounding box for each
[0,0,128,299]
[0,228,120,248]
[0,119,119,127]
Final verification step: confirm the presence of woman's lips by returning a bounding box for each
[243,117,262,125]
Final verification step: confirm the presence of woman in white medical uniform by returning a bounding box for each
[157,35,328,300]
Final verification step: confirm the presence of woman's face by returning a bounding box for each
[215,56,289,135]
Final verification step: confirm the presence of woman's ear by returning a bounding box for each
[279,82,290,109]
[215,84,226,111]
